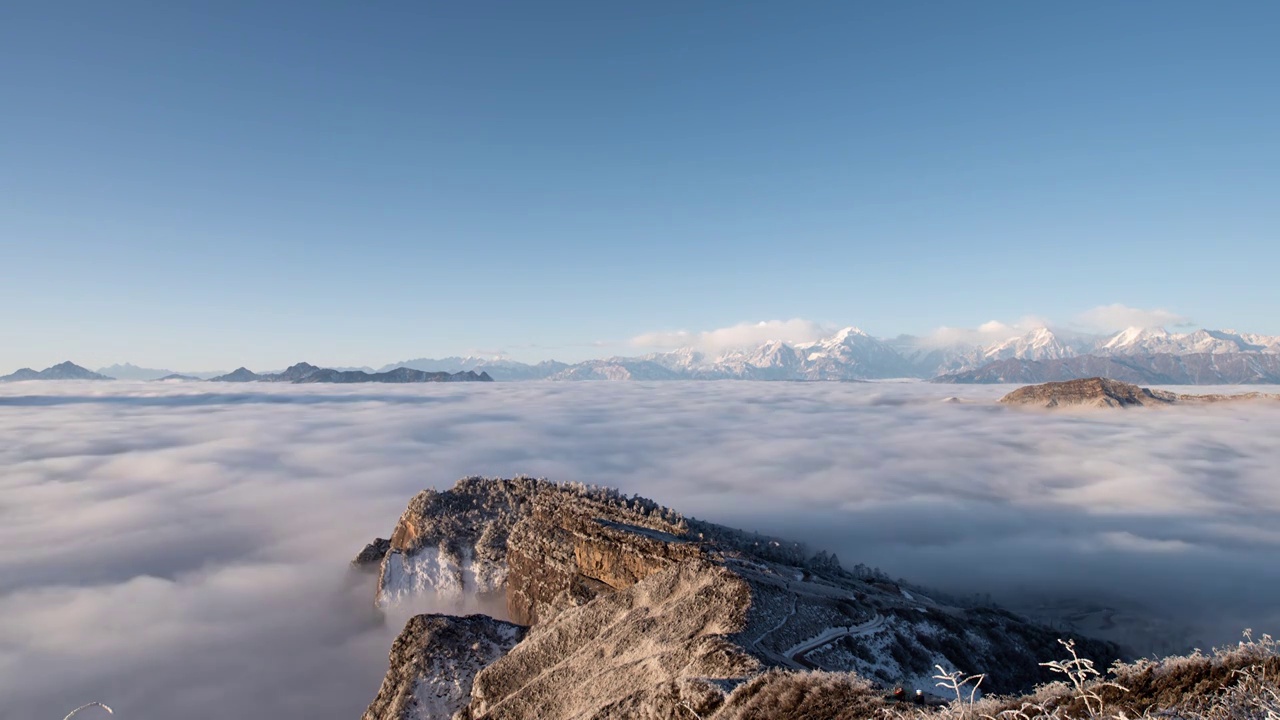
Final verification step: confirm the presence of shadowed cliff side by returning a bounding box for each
[362,615,525,720]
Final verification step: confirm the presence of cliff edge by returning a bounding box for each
[358,477,1118,719]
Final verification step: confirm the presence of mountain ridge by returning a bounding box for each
[208,362,494,384]
[0,361,113,382]
[369,325,1280,384]
[11,326,1280,385]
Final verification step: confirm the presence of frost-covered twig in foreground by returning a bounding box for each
[63,702,113,720]
[935,664,986,706]
[1039,639,1125,719]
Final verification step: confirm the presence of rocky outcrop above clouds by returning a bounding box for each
[353,538,392,568]
[1000,378,1178,408]
[361,477,1119,718]
[999,378,1280,408]
[362,614,525,720]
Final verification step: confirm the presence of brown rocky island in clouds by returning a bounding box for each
[999,377,1280,409]
[355,477,1120,720]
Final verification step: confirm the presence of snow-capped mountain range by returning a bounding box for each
[8,327,1280,385]
[386,326,1280,382]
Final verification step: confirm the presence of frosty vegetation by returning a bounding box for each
[875,632,1280,720]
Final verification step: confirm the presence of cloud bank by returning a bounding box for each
[922,316,1052,347]
[1073,304,1193,333]
[2,381,1278,719]
[630,305,1193,355]
[630,319,834,353]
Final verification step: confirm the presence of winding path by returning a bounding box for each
[748,588,803,668]
[784,612,886,665]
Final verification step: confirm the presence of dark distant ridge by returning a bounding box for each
[152,373,201,381]
[0,361,113,382]
[296,367,492,383]
[209,367,263,382]
[208,362,492,384]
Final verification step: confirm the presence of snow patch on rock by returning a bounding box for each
[378,546,506,607]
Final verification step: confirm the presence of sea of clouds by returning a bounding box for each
[2,380,1278,719]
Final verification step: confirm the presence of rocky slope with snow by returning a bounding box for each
[359,477,1118,719]
[363,614,525,720]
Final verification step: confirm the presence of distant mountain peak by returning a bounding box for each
[209,367,263,382]
[0,362,113,382]
[10,323,1280,386]
[830,326,869,341]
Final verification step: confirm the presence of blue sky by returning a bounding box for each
[2,1,1277,371]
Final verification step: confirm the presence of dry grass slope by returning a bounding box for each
[462,559,760,719]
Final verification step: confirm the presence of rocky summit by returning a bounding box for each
[358,477,1118,720]
[1000,377,1280,408]
[999,377,1177,408]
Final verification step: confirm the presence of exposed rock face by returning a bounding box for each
[362,478,1120,719]
[353,538,392,568]
[1000,378,1177,408]
[377,478,541,605]
[1000,377,1280,408]
[362,614,525,720]
[502,491,702,625]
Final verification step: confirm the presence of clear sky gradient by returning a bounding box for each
[3,1,1277,371]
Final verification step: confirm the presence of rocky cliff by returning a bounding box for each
[360,477,1119,719]
[363,614,525,720]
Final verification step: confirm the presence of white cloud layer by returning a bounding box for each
[922,316,1052,347]
[631,305,1192,354]
[2,381,1279,719]
[920,305,1192,346]
[631,319,833,353]
[1073,304,1192,332]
